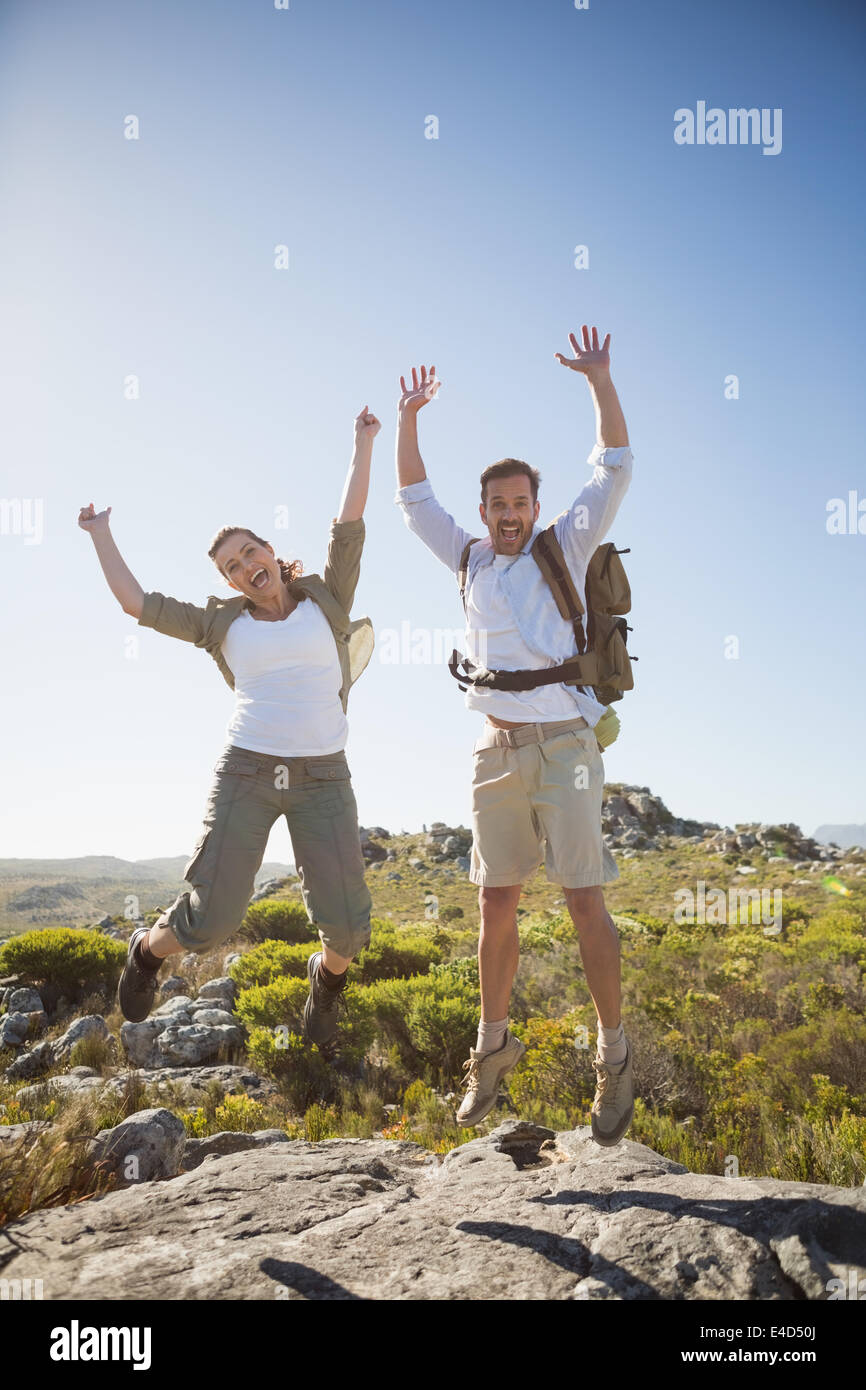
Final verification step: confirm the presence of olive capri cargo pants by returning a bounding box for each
[157,745,372,957]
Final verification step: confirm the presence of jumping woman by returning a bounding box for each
[78,405,380,1056]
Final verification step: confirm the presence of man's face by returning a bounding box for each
[480,474,540,555]
[216,534,279,598]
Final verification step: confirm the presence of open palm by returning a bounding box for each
[398,363,440,415]
[555,325,611,375]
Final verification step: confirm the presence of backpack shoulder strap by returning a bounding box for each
[530,524,587,653]
[457,538,483,610]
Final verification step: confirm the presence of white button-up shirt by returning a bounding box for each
[395,443,634,724]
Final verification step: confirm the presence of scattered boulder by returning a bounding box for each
[160,975,189,997]
[4,1039,55,1080]
[8,987,44,1015]
[0,1012,32,1049]
[118,985,242,1069]
[196,977,237,1011]
[15,1070,106,1107]
[250,876,294,902]
[0,1120,53,1147]
[156,1024,245,1066]
[4,1015,111,1081]
[54,1015,110,1060]
[181,1128,291,1173]
[99,1064,277,1105]
[86,1107,187,1186]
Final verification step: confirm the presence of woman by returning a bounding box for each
[78,405,380,1056]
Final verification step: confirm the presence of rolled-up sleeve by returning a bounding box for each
[137,592,207,644]
[553,444,634,569]
[323,516,365,614]
[395,479,477,575]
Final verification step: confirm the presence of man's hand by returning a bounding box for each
[398,364,440,417]
[354,405,381,441]
[555,325,611,379]
[78,502,112,533]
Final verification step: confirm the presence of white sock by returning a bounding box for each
[476,1017,508,1055]
[597,1021,627,1066]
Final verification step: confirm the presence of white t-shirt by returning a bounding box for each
[220,597,348,756]
[465,552,587,722]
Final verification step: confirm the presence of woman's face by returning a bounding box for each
[215,534,279,599]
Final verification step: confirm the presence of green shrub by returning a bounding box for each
[304,1102,340,1142]
[238,899,316,945]
[230,920,441,989]
[509,1014,594,1121]
[354,922,442,983]
[245,1027,336,1110]
[236,976,375,1060]
[0,929,126,999]
[361,973,478,1084]
[429,956,479,988]
[229,940,317,989]
[235,976,310,1033]
[439,906,464,924]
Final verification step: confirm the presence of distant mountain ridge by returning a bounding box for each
[813,825,866,850]
[0,857,294,882]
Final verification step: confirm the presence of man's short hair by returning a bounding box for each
[480,459,541,506]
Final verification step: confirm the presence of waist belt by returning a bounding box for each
[478,716,589,750]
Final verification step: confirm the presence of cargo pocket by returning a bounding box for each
[183,830,212,885]
[214,752,266,777]
[302,757,351,783]
[301,757,350,817]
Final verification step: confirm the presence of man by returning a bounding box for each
[394,326,634,1144]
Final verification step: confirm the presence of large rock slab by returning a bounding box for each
[1,1120,863,1301]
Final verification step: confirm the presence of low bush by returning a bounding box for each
[0,929,126,1003]
[238,899,317,945]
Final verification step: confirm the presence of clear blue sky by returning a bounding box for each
[1,0,863,861]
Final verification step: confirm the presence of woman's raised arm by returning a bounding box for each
[335,406,380,523]
[78,504,145,618]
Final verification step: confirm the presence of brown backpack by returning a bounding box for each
[449,523,636,705]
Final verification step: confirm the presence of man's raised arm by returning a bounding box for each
[394,363,476,574]
[552,325,634,566]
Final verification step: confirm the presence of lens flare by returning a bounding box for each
[822,874,850,897]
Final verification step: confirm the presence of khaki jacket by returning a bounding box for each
[137,516,374,713]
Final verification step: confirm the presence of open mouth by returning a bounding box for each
[499,524,521,542]
[250,567,269,589]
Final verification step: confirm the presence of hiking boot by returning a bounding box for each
[117,926,161,1023]
[456,1030,526,1126]
[303,951,347,1055]
[591,1038,634,1146]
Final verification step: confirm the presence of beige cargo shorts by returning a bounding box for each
[468,716,619,889]
[158,744,372,957]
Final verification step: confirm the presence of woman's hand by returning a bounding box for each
[354,405,381,441]
[78,502,112,533]
[398,364,440,417]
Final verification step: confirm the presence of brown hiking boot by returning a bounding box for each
[303,951,347,1055]
[117,926,161,1023]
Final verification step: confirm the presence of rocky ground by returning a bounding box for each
[1,1118,864,1300]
